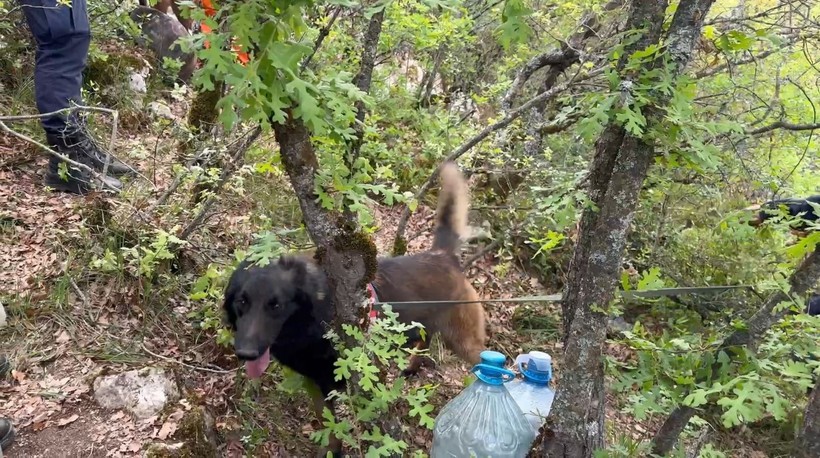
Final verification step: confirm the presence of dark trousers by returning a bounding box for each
[21,0,91,136]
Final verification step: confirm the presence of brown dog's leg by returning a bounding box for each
[439,290,486,366]
[402,340,433,376]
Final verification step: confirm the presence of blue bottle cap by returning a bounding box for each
[473,351,515,385]
[480,350,506,367]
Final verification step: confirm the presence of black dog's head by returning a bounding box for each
[223,255,327,378]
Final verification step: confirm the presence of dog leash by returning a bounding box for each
[370,285,757,306]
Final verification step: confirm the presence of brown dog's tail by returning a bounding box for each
[431,162,469,254]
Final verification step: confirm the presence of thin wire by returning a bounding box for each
[373,285,757,306]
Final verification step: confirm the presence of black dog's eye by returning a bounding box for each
[235,298,248,314]
[268,299,279,309]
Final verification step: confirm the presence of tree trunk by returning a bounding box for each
[542,1,715,456]
[651,246,820,455]
[797,385,820,458]
[273,117,378,331]
[348,11,385,162]
[273,10,385,333]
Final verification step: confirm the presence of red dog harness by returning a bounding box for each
[366,283,379,321]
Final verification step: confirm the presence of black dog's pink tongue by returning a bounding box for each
[245,348,271,379]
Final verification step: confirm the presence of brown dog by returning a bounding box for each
[369,162,486,372]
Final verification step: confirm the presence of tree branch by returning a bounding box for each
[694,34,803,79]
[747,120,820,136]
[300,6,342,73]
[501,51,579,111]
[391,67,601,254]
[347,10,385,163]
[500,1,616,111]
[0,120,121,193]
[179,126,262,240]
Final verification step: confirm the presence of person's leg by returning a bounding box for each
[21,0,127,193]
[22,0,89,137]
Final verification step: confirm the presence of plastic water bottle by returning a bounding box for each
[431,350,536,457]
[506,351,555,431]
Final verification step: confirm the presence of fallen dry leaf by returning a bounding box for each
[157,420,178,440]
[57,414,80,427]
[55,330,71,344]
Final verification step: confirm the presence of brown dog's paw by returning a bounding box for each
[401,356,436,377]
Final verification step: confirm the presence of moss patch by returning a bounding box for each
[188,82,223,132]
[145,406,217,458]
[333,230,378,290]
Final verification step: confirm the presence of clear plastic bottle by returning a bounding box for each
[505,351,555,432]
[431,350,536,458]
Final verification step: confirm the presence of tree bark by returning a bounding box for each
[273,117,378,330]
[797,384,820,458]
[651,246,820,456]
[391,74,588,255]
[542,1,715,456]
[348,11,385,162]
[486,3,617,205]
[268,8,386,332]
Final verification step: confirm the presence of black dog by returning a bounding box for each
[808,294,820,317]
[749,195,819,233]
[222,162,485,456]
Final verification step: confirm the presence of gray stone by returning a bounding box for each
[148,102,175,120]
[93,367,179,419]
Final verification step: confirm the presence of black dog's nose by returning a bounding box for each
[235,348,260,361]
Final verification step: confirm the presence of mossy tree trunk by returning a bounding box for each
[273,116,378,331]
[541,1,715,456]
[797,384,820,458]
[273,11,385,334]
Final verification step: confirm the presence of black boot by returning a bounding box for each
[44,142,122,195]
[0,417,14,451]
[47,132,133,176]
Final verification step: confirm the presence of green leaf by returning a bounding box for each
[716,382,765,427]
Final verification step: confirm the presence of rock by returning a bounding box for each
[0,301,6,328]
[148,102,175,120]
[606,316,632,336]
[129,70,148,94]
[93,367,179,419]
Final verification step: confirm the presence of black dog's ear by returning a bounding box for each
[222,263,248,330]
